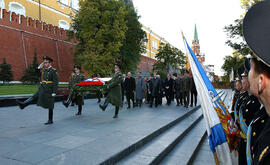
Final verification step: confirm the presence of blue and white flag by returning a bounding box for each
[182,35,238,165]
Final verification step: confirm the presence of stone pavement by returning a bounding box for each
[0,97,201,165]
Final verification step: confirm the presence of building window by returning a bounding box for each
[58,0,69,6]
[70,0,79,10]
[9,2,25,16]
[152,40,158,50]
[59,20,69,30]
[0,0,5,9]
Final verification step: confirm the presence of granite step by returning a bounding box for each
[99,106,201,165]
[117,108,203,165]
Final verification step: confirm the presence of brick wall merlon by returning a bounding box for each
[0,8,71,41]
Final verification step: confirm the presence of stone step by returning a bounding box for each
[117,108,203,165]
[189,133,215,165]
[159,119,207,165]
[99,106,201,165]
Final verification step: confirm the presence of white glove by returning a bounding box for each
[52,93,56,97]
[38,62,44,69]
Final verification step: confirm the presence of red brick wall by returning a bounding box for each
[0,8,156,81]
[137,56,157,73]
[0,8,76,82]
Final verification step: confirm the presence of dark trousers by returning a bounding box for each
[183,91,190,107]
[190,91,197,106]
[150,96,159,107]
[115,106,119,115]
[121,90,125,102]
[48,109,53,121]
[176,93,183,105]
[96,90,102,102]
[239,139,247,165]
[126,91,134,107]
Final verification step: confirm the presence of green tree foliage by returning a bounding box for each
[153,43,186,79]
[0,58,13,84]
[224,19,250,56]
[224,0,261,56]
[70,0,128,76]
[241,0,262,10]
[21,49,41,84]
[119,3,146,73]
[221,52,245,82]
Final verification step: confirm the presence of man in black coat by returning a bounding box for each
[149,72,161,108]
[164,73,174,105]
[174,74,182,106]
[190,76,197,107]
[124,72,136,109]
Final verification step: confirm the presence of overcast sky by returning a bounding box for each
[133,0,244,75]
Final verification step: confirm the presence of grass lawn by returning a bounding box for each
[0,84,68,96]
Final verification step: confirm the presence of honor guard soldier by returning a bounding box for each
[16,56,59,125]
[63,65,85,115]
[236,59,261,165]
[243,1,270,164]
[99,65,123,118]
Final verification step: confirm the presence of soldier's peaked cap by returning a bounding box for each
[244,58,251,73]
[74,65,81,70]
[237,66,245,79]
[243,0,270,67]
[43,56,53,62]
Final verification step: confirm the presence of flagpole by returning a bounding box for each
[181,32,220,165]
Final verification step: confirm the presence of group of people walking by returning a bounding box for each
[120,70,197,109]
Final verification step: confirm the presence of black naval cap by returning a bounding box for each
[43,56,53,62]
[243,0,270,67]
[241,58,251,77]
[237,66,245,80]
[74,65,81,70]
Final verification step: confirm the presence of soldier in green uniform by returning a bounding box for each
[16,56,58,125]
[63,65,85,115]
[182,70,191,108]
[99,65,123,118]
[243,2,270,164]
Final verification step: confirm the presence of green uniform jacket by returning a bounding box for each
[107,71,123,107]
[33,66,59,109]
[182,77,190,92]
[70,73,85,105]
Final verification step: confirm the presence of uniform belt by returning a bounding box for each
[42,81,53,84]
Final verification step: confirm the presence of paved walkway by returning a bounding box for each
[0,97,199,165]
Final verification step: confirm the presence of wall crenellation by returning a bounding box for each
[0,8,69,40]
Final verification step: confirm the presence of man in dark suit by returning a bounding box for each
[149,72,161,108]
[164,73,174,105]
[124,72,136,109]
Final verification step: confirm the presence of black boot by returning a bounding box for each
[45,109,53,125]
[113,106,119,118]
[76,105,82,115]
[16,97,33,110]
[99,99,109,111]
[62,98,72,108]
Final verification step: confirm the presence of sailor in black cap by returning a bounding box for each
[235,59,261,165]
[243,1,270,164]
[16,56,58,125]
[63,65,85,115]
